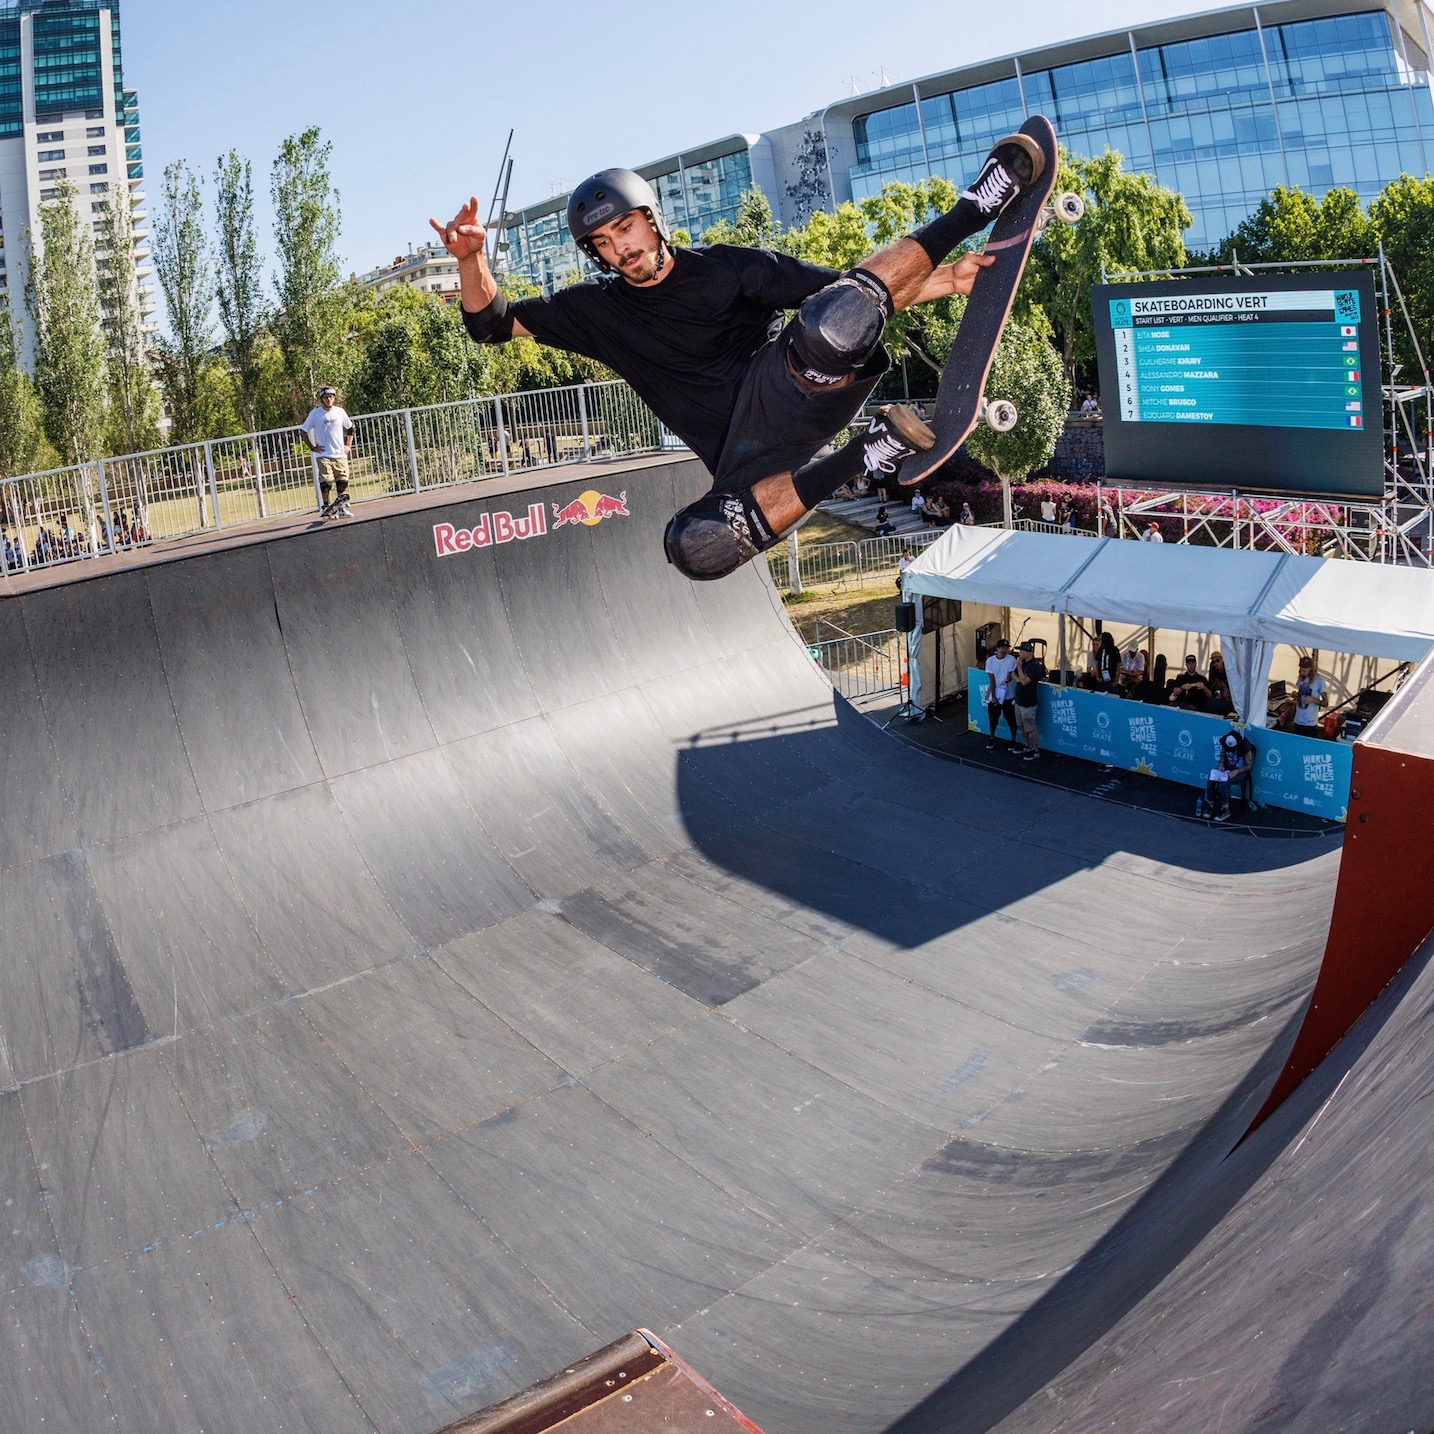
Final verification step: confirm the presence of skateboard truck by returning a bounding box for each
[1034,190,1086,234]
[981,397,1019,432]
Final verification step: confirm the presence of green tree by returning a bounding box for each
[25,179,108,464]
[1024,147,1190,387]
[1368,174,1434,376]
[152,159,216,442]
[271,126,343,417]
[213,149,267,431]
[700,186,779,248]
[0,293,48,481]
[1210,184,1371,264]
[350,287,483,412]
[953,314,1071,525]
[96,188,159,454]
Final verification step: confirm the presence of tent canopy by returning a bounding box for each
[904,527,1434,662]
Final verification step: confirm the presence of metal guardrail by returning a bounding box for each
[0,379,665,577]
[767,528,946,592]
[806,627,902,698]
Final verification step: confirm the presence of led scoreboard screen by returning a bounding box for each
[1091,271,1383,500]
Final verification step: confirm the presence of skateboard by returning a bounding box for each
[898,114,1081,486]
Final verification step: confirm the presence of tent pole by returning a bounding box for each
[1057,614,1067,685]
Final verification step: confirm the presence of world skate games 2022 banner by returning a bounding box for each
[967,671,1351,821]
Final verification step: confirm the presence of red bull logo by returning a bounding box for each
[434,502,547,557]
[551,489,630,528]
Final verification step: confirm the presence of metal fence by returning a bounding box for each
[766,527,947,592]
[806,627,903,698]
[0,379,669,577]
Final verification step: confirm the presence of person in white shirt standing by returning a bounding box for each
[300,386,357,518]
[984,635,1020,751]
[1293,655,1328,736]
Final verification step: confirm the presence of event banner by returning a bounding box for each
[967,671,1351,821]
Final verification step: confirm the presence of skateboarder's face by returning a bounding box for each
[588,209,666,285]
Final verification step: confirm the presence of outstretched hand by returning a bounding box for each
[913,251,995,305]
[428,196,487,262]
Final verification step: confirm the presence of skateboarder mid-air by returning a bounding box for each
[430,130,1044,580]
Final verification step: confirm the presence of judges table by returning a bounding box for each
[967,669,1351,821]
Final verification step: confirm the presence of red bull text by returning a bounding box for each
[434,503,547,556]
[433,490,630,557]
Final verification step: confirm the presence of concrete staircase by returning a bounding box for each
[818,493,933,536]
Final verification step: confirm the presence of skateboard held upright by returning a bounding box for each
[899,114,1081,486]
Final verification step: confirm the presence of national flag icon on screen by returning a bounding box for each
[1348,415,1363,428]
[1343,341,1358,351]
[1346,401,1362,411]
[1348,369,1360,381]
[1340,325,1356,337]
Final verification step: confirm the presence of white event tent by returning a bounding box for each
[901,526,1434,725]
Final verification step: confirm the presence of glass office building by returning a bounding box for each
[504,139,765,292]
[495,1,1434,291]
[845,6,1433,252]
[0,0,150,357]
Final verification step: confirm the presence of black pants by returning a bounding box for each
[987,699,1018,739]
[707,328,890,497]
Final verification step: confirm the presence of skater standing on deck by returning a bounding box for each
[300,386,356,518]
[431,130,1046,580]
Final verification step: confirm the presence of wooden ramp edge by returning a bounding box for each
[438,1330,765,1434]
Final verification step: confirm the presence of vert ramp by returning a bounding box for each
[0,454,1414,1433]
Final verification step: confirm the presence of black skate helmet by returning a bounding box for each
[567,168,670,271]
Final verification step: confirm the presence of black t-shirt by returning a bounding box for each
[508,245,838,472]
[1014,656,1045,706]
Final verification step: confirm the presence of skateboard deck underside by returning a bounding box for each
[899,113,1060,486]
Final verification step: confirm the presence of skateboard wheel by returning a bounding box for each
[1055,191,1085,223]
[986,399,1018,432]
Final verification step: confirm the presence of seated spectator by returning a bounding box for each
[1040,497,1057,524]
[1121,644,1147,692]
[1204,652,1235,715]
[1088,631,1123,693]
[874,505,895,537]
[923,494,949,525]
[910,490,927,519]
[1168,654,1210,709]
[851,474,871,498]
[1081,393,1100,415]
[1202,730,1252,822]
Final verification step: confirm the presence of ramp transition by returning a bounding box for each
[0,454,1429,1432]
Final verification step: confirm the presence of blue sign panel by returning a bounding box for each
[967,671,1350,821]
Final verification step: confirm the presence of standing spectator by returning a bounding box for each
[1040,496,1057,525]
[959,500,975,526]
[984,636,1020,751]
[1140,520,1163,543]
[1293,655,1328,736]
[1058,498,1075,533]
[896,547,916,588]
[1099,496,1118,535]
[1013,639,1045,760]
[300,385,357,518]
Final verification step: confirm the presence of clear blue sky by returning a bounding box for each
[125,0,1204,282]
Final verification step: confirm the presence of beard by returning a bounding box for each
[618,245,665,284]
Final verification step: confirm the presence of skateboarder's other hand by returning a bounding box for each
[914,252,994,305]
[429,196,487,262]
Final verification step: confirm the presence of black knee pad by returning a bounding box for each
[664,491,779,582]
[335,478,349,497]
[789,271,893,386]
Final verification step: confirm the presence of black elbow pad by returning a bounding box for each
[462,291,514,345]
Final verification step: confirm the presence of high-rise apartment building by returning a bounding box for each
[0,0,151,361]
[502,0,1434,292]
